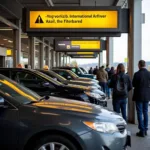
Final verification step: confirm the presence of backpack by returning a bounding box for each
[114,74,128,96]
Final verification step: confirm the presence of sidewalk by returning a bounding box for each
[107,99,150,150]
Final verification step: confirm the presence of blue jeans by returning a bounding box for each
[113,99,127,121]
[99,82,107,94]
[135,102,149,132]
[106,80,111,97]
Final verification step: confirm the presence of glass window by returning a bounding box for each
[0,75,40,104]
[0,70,10,78]
[54,71,73,80]
[71,68,76,73]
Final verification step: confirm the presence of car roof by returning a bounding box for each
[0,68,32,71]
[52,68,72,72]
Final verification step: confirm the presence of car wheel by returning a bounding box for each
[32,135,78,150]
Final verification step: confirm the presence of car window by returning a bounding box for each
[0,70,10,78]
[12,71,44,84]
[71,68,77,73]
[54,70,73,80]
[0,75,40,104]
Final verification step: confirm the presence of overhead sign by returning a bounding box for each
[68,52,95,55]
[6,49,12,56]
[23,7,122,36]
[30,11,118,29]
[71,55,97,59]
[54,39,106,52]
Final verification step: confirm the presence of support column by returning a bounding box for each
[39,38,44,69]
[59,53,62,67]
[128,0,142,123]
[63,54,65,66]
[98,51,103,67]
[66,55,67,66]
[56,52,59,67]
[28,37,35,69]
[45,44,50,67]
[13,20,21,67]
[51,50,55,68]
[106,37,114,66]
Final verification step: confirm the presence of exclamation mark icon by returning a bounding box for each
[35,15,44,23]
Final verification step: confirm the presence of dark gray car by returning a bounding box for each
[52,68,99,83]
[0,74,131,150]
[37,69,101,90]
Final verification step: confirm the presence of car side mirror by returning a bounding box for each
[0,97,5,108]
[78,72,81,74]
[42,82,50,87]
[67,76,71,80]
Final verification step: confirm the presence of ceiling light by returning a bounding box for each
[8,40,13,43]
[3,39,7,41]
[27,46,29,48]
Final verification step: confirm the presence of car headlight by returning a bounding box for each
[83,121,118,133]
[85,92,101,99]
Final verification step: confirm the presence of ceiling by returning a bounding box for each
[0,0,124,54]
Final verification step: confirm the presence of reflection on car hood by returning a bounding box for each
[67,84,91,90]
[70,80,94,84]
[32,97,125,124]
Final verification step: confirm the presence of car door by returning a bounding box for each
[11,71,52,96]
[0,94,19,150]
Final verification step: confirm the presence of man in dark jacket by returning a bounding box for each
[132,60,150,137]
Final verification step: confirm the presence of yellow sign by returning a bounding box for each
[77,52,94,55]
[30,11,118,29]
[124,58,128,63]
[6,49,12,56]
[71,41,100,49]
[74,55,96,58]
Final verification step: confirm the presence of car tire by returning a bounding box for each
[31,134,78,150]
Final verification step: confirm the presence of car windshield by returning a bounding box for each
[67,70,79,78]
[78,67,84,74]
[34,70,63,86]
[80,67,88,74]
[49,71,67,81]
[0,74,40,104]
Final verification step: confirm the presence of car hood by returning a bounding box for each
[32,97,125,124]
[78,78,98,83]
[65,84,91,91]
[69,80,95,85]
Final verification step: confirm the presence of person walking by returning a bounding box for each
[105,64,111,73]
[88,67,93,74]
[97,66,108,94]
[93,66,98,75]
[109,63,132,121]
[132,60,150,137]
[108,67,115,79]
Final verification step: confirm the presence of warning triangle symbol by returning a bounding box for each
[35,15,44,23]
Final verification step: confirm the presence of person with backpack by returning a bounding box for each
[132,60,150,137]
[109,63,132,121]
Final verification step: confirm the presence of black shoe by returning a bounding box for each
[136,131,145,137]
[145,131,148,136]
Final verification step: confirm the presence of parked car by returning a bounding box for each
[80,67,88,74]
[0,74,131,150]
[37,69,101,90]
[0,68,106,106]
[53,66,96,79]
[52,68,98,83]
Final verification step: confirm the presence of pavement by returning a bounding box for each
[107,99,150,150]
